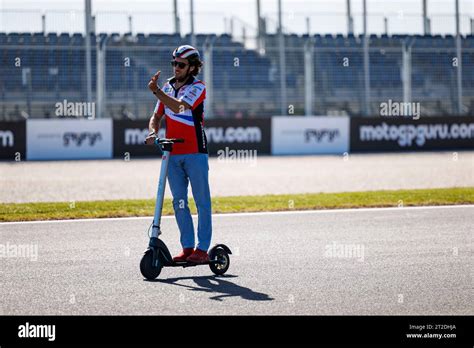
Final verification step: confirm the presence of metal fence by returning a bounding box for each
[1,6,473,37]
[1,33,473,120]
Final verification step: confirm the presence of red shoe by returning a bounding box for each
[186,249,210,264]
[172,248,194,262]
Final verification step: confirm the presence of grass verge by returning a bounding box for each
[1,187,473,222]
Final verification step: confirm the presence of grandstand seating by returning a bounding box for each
[0,32,473,118]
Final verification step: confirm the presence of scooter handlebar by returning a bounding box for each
[166,138,184,143]
[144,134,185,145]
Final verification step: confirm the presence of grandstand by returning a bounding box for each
[1,4,473,120]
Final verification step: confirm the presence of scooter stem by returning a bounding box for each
[151,150,171,238]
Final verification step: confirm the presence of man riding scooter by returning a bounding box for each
[146,45,211,264]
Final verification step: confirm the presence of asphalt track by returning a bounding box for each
[0,205,472,315]
[1,151,473,203]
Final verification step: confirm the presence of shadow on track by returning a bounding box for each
[151,275,274,302]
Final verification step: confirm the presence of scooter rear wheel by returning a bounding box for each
[140,249,162,280]
[209,248,230,275]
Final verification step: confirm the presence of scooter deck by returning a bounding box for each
[167,259,220,268]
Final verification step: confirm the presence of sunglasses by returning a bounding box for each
[170,60,188,69]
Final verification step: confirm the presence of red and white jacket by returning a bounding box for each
[154,75,207,155]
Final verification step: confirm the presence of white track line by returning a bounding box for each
[1,204,473,226]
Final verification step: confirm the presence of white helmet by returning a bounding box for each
[173,45,200,60]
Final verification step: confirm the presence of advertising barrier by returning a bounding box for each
[271,116,350,155]
[1,116,472,161]
[113,120,165,158]
[26,119,113,160]
[0,121,26,160]
[113,118,271,157]
[205,118,271,155]
[350,116,474,152]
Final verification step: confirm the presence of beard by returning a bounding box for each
[175,75,186,82]
[175,66,191,82]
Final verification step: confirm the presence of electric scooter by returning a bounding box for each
[140,135,231,280]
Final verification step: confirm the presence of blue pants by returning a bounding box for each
[167,153,212,252]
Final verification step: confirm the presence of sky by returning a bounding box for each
[0,0,473,37]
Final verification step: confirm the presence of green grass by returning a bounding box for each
[1,187,473,222]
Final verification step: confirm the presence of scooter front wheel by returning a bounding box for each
[140,249,162,280]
